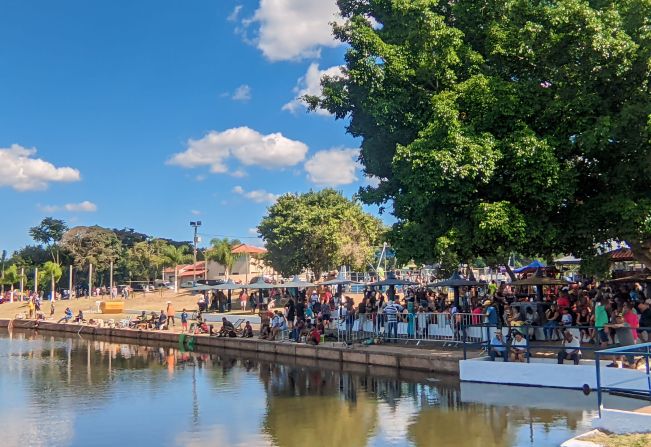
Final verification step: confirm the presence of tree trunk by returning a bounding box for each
[10,284,14,303]
[503,264,517,281]
[627,240,651,271]
[51,273,55,302]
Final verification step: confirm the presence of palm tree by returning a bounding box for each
[1,265,20,303]
[161,245,193,292]
[41,261,63,301]
[206,238,242,280]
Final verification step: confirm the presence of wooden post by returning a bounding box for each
[19,267,24,302]
[69,265,73,299]
[88,263,93,297]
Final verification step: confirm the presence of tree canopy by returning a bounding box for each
[310,0,651,267]
[258,189,385,277]
[60,226,122,271]
[29,217,68,263]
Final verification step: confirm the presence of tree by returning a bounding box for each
[310,0,651,268]
[161,244,193,290]
[205,238,243,280]
[1,265,20,302]
[258,189,385,277]
[124,239,168,282]
[60,226,122,272]
[41,261,63,300]
[29,217,68,263]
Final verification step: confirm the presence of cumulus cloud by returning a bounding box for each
[39,201,97,213]
[167,126,308,173]
[232,84,252,101]
[191,210,202,216]
[245,0,341,61]
[304,148,360,186]
[233,185,279,204]
[283,63,343,116]
[0,144,81,191]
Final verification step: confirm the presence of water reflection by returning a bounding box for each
[0,330,595,447]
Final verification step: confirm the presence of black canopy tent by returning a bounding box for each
[428,271,481,308]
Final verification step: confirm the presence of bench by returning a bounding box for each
[100,301,125,314]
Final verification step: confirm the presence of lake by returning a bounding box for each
[0,330,601,446]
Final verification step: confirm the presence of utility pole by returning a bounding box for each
[190,221,202,283]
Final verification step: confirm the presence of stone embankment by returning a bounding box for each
[0,319,462,374]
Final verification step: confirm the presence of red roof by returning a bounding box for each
[163,262,205,274]
[608,248,635,262]
[231,244,266,255]
[178,270,206,278]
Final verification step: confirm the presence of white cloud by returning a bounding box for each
[283,63,343,116]
[191,210,202,216]
[227,5,243,22]
[230,169,247,178]
[233,185,279,204]
[0,144,81,191]
[167,126,308,173]
[39,201,97,213]
[248,227,259,236]
[245,0,341,61]
[304,148,360,186]
[232,84,252,101]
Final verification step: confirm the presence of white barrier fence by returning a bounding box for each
[335,312,487,343]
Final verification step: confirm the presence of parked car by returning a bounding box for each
[154,280,174,290]
[196,279,224,286]
[180,281,198,289]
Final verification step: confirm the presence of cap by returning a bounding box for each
[483,300,492,306]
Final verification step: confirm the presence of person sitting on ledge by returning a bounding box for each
[242,321,253,338]
[155,310,167,330]
[57,307,73,324]
[557,328,581,365]
[307,325,321,345]
[292,318,305,342]
[269,311,287,341]
[488,331,507,361]
[510,331,528,362]
[217,317,236,337]
[73,310,85,324]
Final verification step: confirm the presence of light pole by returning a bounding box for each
[190,221,202,283]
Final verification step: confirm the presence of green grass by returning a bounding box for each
[581,431,651,447]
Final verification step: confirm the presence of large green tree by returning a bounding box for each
[60,226,122,271]
[258,189,385,277]
[29,217,68,263]
[310,0,651,267]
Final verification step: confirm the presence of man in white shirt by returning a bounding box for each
[510,332,528,362]
[557,329,581,365]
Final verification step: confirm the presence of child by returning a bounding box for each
[181,309,189,333]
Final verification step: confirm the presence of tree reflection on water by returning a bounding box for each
[0,330,591,447]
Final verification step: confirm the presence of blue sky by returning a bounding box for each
[0,0,386,253]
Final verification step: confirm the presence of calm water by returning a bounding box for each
[0,330,600,447]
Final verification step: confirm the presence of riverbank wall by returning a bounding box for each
[0,319,461,374]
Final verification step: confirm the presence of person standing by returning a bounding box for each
[383,299,403,343]
[180,309,189,333]
[240,290,248,311]
[166,301,175,327]
[594,298,610,347]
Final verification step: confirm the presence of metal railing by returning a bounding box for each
[335,312,483,345]
[334,312,651,356]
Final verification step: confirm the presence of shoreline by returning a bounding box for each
[0,318,462,374]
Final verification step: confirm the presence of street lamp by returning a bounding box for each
[190,221,202,283]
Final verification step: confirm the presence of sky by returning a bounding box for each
[0,0,388,253]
